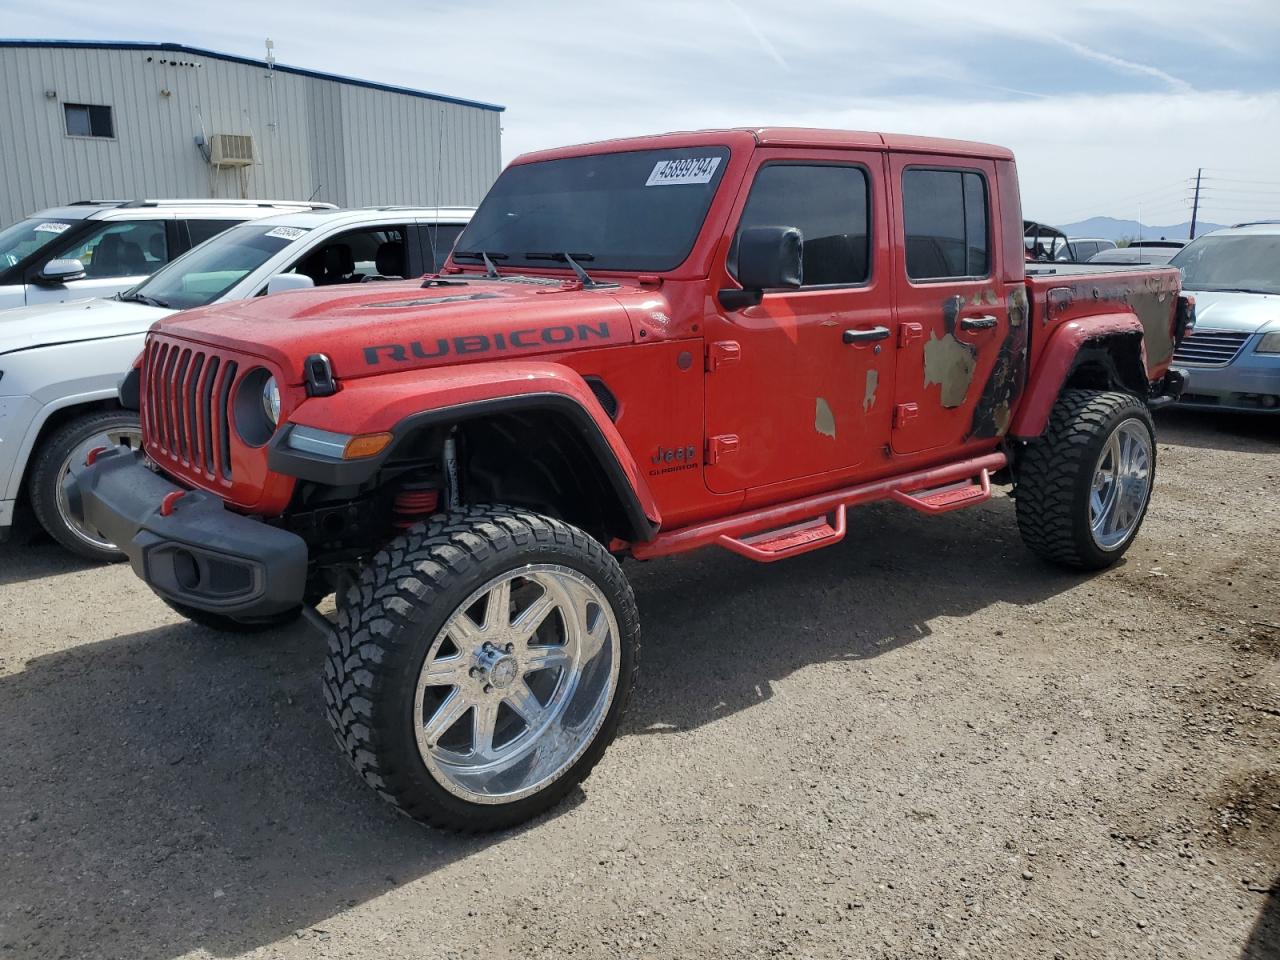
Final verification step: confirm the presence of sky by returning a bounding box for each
[6,0,1280,225]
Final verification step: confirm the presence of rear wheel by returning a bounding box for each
[1016,389,1155,570]
[325,504,639,832]
[28,411,142,562]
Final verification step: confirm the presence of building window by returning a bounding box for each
[64,103,114,139]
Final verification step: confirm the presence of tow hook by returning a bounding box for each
[159,490,186,516]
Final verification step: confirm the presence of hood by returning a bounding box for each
[156,276,643,384]
[1185,289,1280,335]
[0,296,170,357]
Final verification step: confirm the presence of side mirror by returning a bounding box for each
[719,226,803,310]
[36,258,87,284]
[265,273,315,296]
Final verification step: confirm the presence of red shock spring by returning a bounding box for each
[392,482,440,529]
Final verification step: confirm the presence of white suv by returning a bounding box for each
[0,199,336,311]
[0,205,473,559]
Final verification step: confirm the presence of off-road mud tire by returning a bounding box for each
[1016,389,1155,570]
[325,504,640,832]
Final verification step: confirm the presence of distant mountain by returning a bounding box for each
[1057,216,1228,242]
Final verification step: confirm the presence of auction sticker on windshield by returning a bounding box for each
[265,226,308,241]
[645,157,722,186]
[34,222,71,234]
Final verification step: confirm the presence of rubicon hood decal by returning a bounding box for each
[365,321,614,366]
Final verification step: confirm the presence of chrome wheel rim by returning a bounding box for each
[56,425,143,551]
[1089,419,1152,551]
[414,563,621,804]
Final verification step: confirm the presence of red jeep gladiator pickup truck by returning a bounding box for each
[79,128,1192,831]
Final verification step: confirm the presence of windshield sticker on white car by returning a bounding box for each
[645,157,722,187]
[33,221,72,234]
[264,226,307,240]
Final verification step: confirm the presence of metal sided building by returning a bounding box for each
[0,39,504,223]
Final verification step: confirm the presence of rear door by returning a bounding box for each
[888,156,1009,454]
[703,149,896,494]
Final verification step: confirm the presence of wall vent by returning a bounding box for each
[209,134,255,168]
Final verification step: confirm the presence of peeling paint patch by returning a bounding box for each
[863,369,878,412]
[1008,286,1028,327]
[815,397,836,438]
[968,287,1031,440]
[923,333,976,408]
[993,401,1012,435]
[924,295,978,409]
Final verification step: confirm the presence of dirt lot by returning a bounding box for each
[0,408,1276,960]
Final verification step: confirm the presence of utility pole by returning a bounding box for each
[1189,167,1203,240]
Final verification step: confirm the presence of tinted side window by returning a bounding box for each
[187,219,243,248]
[902,169,989,280]
[734,164,870,286]
[58,220,167,278]
[287,227,408,285]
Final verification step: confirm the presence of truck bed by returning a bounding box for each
[1023,263,1182,374]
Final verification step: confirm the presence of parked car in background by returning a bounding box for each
[1128,238,1187,250]
[0,205,473,559]
[1168,222,1280,413]
[1089,246,1178,265]
[0,199,336,311]
[1063,237,1116,262]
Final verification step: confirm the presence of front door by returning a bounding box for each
[704,151,896,495]
[888,156,1010,454]
[24,219,173,306]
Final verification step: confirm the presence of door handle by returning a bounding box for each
[842,326,891,345]
[959,315,998,331]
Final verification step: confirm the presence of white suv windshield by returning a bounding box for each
[0,218,77,269]
[126,223,311,310]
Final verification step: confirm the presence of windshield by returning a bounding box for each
[1170,234,1280,295]
[128,222,311,309]
[453,146,731,272]
[0,217,79,269]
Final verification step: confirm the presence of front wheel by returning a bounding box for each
[326,505,640,832]
[1016,389,1156,570]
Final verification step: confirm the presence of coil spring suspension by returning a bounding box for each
[392,481,440,529]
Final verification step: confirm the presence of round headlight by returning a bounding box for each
[262,376,281,426]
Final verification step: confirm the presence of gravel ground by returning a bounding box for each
[0,408,1275,960]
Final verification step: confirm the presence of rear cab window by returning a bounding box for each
[902,168,990,281]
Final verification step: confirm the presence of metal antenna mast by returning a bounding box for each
[1189,167,1203,240]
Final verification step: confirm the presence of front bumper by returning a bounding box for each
[1177,351,1280,414]
[79,448,308,617]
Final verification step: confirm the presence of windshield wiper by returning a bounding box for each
[118,291,171,308]
[453,250,508,279]
[525,251,609,288]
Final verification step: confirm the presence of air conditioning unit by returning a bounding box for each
[209,133,255,168]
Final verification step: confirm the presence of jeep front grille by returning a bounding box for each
[142,337,240,483]
[1172,329,1251,367]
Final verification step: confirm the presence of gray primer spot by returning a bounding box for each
[863,369,879,412]
[923,332,977,408]
[815,398,836,438]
